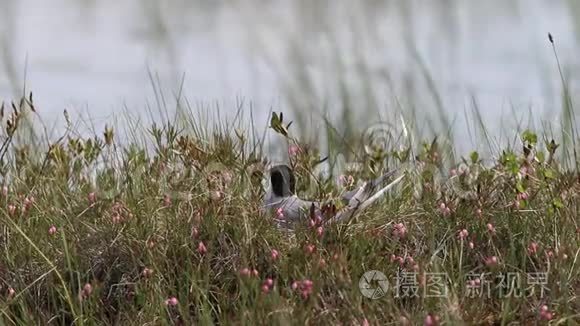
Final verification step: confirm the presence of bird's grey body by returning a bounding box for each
[262,164,402,229]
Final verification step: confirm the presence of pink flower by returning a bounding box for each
[252,269,259,277]
[361,318,370,326]
[191,227,199,238]
[339,175,355,187]
[527,242,538,255]
[88,192,96,204]
[438,202,451,216]
[2,186,8,197]
[485,256,498,267]
[7,287,15,299]
[318,258,327,268]
[540,305,553,320]
[291,281,299,290]
[288,145,300,156]
[165,296,178,306]
[424,313,439,326]
[261,284,270,294]
[24,196,34,210]
[141,268,154,278]
[450,168,457,176]
[8,204,16,216]
[111,212,121,224]
[197,241,207,255]
[163,194,171,207]
[271,249,280,261]
[390,254,405,266]
[264,278,274,287]
[486,223,496,234]
[291,279,314,299]
[210,191,222,201]
[82,283,93,298]
[276,207,285,219]
[48,225,57,235]
[476,208,482,217]
[304,244,316,255]
[517,192,529,201]
[239,268,251,277]
[468,241,475,249]
[316,226,324,237]
[458,229,469,240]
[392,223,407,239]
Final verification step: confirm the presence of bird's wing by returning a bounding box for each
[327,171,405,225]
[340,167,399,204]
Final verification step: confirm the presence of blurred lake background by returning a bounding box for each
[1,0,580,157]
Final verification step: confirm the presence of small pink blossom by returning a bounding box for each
[276,207,285,219]
[288,145,300,156]
[7,287,15,299]
[271,249,280,261]
[458,229,469,240]
[527,242,538,255]
[468,241,475,249]
[2,186,8,197]
[438,202,451,216]
[82,283,93,298]
[163,194,171,207]
[486,223,496,234]
[210,191,222,201]
[517,191,529,201]
[191,227,199,238]
[8,204,16,216]
[165,296,178,306]
[450,168,457,176]
[111,212,121,224]
[141,268,154,278]
[540,305,553,320]
[424,313,440,326]
[197,241,207,255]
[316,226,324,237]
[485,256,498,267]
[48,225,57,235]
[361,318,370,326]
[476,208,482,217]
[339,174,355,187]
[261,284,270,294]
[291,281,299,290]
[252,269,259,277]
[392,223,407,239]
[304,244,316,255]
[264,278,274,287]
[24,196,34,209]
[239,268,251,277]
[318,258,327,268]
